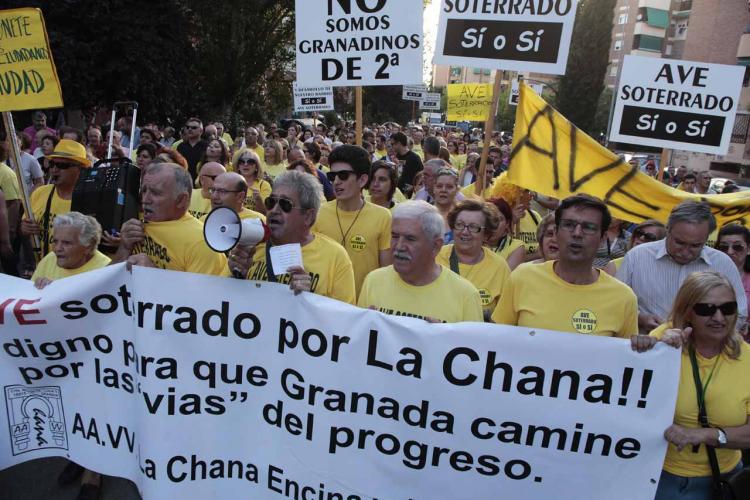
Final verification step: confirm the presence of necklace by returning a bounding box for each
[336,199,365,247]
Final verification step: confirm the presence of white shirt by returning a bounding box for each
[616,239,747,332]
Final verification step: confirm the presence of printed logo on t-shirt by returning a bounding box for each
[478,289,492,306]
[350,234,366,252]
[571,309,598,334]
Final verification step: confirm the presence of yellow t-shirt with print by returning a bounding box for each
[30,185,71,251]
[247,232,356,305]
[200,207,265,223]
[244,179,272,212]
[492,237,526,262]
[437,245,511,313]
[358,265,484,323]
[31,250,111,281]
[134,213,227,275]
[516,209,542,254]
[189,189,212,220]
[491,260,638,338]
[0,162,21,201]
[264,161,288,180]
[651,323,750,476]
[313,200,391,294]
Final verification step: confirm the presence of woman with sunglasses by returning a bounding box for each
[607,219,666,274]
[636,271,750,499]
[232,148,271,214]
[716,224,750,316]
[437,199,511,320]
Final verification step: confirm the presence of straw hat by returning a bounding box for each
[46,139,92,168]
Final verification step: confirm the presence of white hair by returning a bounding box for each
[392,200,444,241]
[53,211,102,248]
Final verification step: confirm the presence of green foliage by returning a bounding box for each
[362,86,413,125]
[556,0,617,134]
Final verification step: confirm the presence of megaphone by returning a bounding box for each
[203,207,271,252]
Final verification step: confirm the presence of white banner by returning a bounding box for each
[403,84,427,101]
[0,265,680,499]
[420,93,442,110]
[293,82,334,112]
[611,55,745,155]
[434,0,578,75]
[295,0,424,86]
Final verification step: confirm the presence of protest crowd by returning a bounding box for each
[1,110,750,500]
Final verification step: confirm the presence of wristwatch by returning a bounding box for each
[716,428,728,448]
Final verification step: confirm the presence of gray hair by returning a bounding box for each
[424,158,449,173]
[668,200,717,234]
[392,200,445,241]
[144,162,193,198]
[53,211,102,248]
[273,170,322,212]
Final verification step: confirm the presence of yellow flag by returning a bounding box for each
[0,8,64,112]
[507,83,750,227]
[447,83,492,122]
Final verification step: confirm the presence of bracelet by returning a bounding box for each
[716,426,728,448]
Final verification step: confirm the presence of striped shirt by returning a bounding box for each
[616,239,747,333]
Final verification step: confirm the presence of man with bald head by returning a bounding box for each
[113,162,226,274]
[202,172,265,222]
[189,161,226,220]
[243,126,264,161]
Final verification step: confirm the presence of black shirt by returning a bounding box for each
[177,140,207,180]
[396,150,423,193]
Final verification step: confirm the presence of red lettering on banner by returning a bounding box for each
[0,298,47,325]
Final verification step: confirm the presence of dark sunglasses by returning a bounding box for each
[50,161,79,170]
[237,158,257,165]
[326,170,357,182]
[693,301,738,317]
[634,229,659,242]
[264,195,304,213]
[718,242,747,253]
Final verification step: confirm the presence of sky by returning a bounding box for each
[423,0,440,85]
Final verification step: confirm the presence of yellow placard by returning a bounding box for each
[0,8,63,111]
[504,83,750,227]
[446,83,492,122]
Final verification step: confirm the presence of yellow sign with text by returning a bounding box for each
[447,83,492,122]
[0,8,63,111]
[507,83,750,227]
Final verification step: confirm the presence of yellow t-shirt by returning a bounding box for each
[244,179,272,212]
[247,232,356,305]
[492,237,526,262]
[437,245,511,313]
[651,323,750,476]
[221,133,234,148]
[451,154,467,170]
[189,189,212,220]
[31,250,110,281]
[247,144,265,162]
[134,213,227,275]
[30,185,71,250]
[313,200,391,294]
[264,161,288,180]
[200,207,265,223]
[611,256,623,271]
[0,162,20,201]
[491,261,638,338]
[460,182,492,200]
[412,146,424,160]
[375,148,388,159]
[358,265,484,323]
[517,209,542,254]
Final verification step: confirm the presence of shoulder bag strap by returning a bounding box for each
[449,246,460,275]
[42,186,55,256]
[265,241,277,283]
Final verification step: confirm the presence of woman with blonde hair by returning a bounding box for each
[232,148,271,214]
[635,271,750,499]
[263,139,287,180]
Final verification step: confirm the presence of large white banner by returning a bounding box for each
[434,0,578,75]
[293,82,335,112]
[295,0,424,86]
[0,265,680,499]
[611,55,745,155]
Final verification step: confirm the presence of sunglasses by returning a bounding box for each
[326,170,357,182]
[186,125,200,130]
[50,161,79,170]
[264,195,304,213]
[634,229,660,242]
[693,301,738,317]
[718,242,747,253]
[237,158,257,165]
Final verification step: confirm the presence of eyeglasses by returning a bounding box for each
[237,158,257,165]
[50,161,79,170]
[186,125,200,130]
[326,170,357,182]
[454,222,484,234]
[634,229,660,242]
[692,301,738,317]
[558,219,600,235]
[208,188,243,196]
[718,242,747,253]
[264,195,305,213]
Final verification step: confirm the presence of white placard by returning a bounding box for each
[420,92,442,110]
[295,0,424,86]
[293,82,334,112]
[434,0,579,75]
[0,265,680,499]
[269,243,303,273]
[611,55,745,155]
[510,80,544,105]
[403,84,427,101]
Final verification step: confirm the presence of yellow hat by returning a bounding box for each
[46,139,92,168]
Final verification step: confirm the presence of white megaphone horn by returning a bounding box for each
[203,207,271,252]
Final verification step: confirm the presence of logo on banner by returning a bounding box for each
[350,234,366,252]
[5,385,68,455]
[433,0,579,75]
[571,310,598,334]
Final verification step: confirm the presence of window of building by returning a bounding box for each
[633,34,664,52]
[614,40,623,51]
[610,66,618,77]
[618,13,628,24]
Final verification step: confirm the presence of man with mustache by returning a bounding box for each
[492,194,638,338]
[358,200,483,323]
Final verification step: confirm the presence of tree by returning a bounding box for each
[555,0,617,134]
[362,86,413,125]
